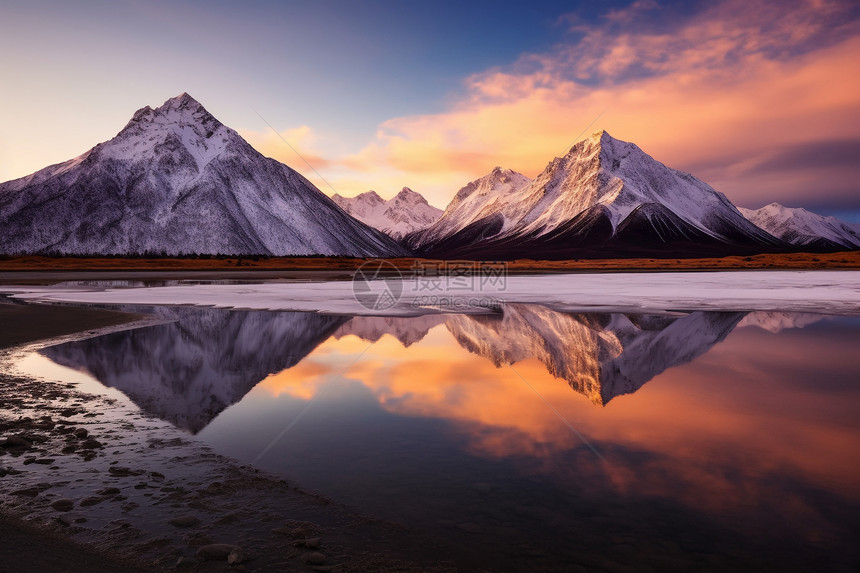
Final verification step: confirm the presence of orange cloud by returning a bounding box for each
[332,0,860,209]
[240,125,331,171]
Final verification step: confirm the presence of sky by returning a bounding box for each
[1,0,859,220]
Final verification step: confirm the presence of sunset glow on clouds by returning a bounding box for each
[316,0,860,212]
[2,0,858,216]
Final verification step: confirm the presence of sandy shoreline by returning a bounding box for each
[0,304,454,572]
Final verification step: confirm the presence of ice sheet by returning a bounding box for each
[4,271,859,316]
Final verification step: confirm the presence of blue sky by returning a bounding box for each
[1,0,858,219]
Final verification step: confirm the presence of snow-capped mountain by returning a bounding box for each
[405,167,532,250]
[0,93,404,256]
[408,131,787,259]
[738,203,860,251]
[331,187,442,240]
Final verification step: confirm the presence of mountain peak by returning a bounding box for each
[0,94,404,257]
[335,188,442,239]
[359,190,385,203]
[573,129,627,153]
[394,187,426,202]
[123,92,221,136]
[158,92,205,112]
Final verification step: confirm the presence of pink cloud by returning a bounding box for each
[331,0,860,210]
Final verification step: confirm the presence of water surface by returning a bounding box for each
[23,304,860,571]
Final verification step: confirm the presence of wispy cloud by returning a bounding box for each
[294,0,860,209]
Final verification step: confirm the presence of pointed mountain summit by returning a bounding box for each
[0,93,404,256]
[333,186,442,240]
[404,166,532,251]
[738,203,860,251]
[411,131,787,259]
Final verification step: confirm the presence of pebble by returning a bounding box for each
[2,436,32,449]
[50,499,75,512]
[169,515,201,528]
[304,552,326,565]
[80,439,103,449]
[34,458,55,465]
[304,537,321,549]
[80,496,104,507]
[73,428,89,439]
[197,544,240,561]
[109,466,144,477]
[97,487,121,495]
[227,548,245,565]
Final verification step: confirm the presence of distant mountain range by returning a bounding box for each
[738,203,860,251]
[332,187,442,240]
[0,93,856,259]
[0,94,403,257]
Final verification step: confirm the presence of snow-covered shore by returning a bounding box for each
[4,271,859,316]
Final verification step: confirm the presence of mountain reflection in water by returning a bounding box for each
[42,304,744,429]
[36,304,860,571]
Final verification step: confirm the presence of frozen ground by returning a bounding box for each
[3,271,860,316]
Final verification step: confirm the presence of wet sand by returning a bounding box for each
[0,304,455,572]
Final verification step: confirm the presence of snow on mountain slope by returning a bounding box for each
[0,93,405,256]
[405,167,532,249]
[43,307,347,433]
[445,304,744,405]
[332,187,442,240]
[738,203,860,250]
[504,131,785,250]
[410,131,786,259]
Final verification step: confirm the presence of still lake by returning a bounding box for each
[20,303,860,571]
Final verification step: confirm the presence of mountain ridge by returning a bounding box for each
[332,187,442,240]
[0,93,405,257]
[738,203,860,251]
[407,131,789,259]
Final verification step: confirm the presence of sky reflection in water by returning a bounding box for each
[32,305,860,570]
